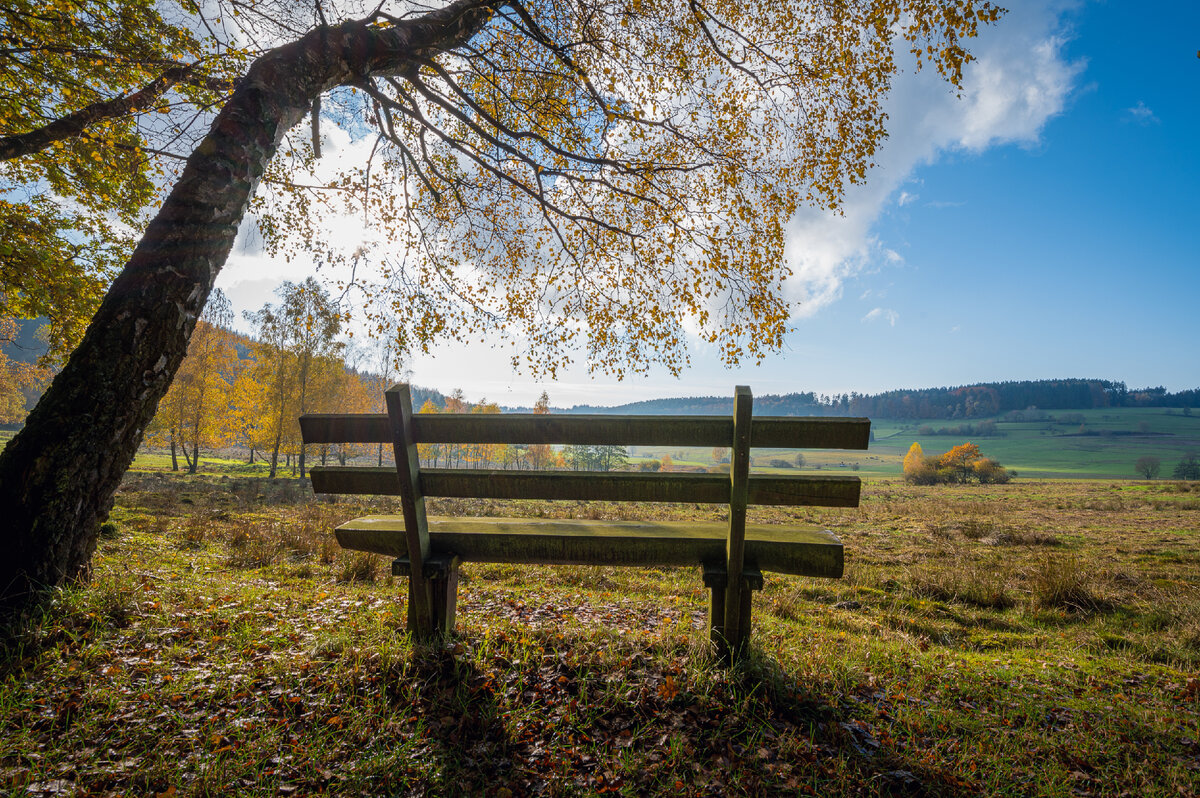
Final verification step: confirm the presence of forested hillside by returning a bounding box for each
[561,379,1200,419]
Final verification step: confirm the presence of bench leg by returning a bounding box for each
[394,555,461,639]
[702,564,763,663]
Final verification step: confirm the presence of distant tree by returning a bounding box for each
[562,445,591,472]
[660,454,674,472]
[972,458,1010,484]
[146,291,239,473]
[464,401,505,469]
[1134,456,1162,480]
[416,400,443,468]
[793,452,806,468]
[0,317,45,424]
[937,442,983,484]
[595,445,629,472]
[525,392,554,470]
[712,447,729,464]
[902,442,931,483]
[1174,454,1200,481]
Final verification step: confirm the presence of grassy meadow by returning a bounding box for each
[2,465,1198,796]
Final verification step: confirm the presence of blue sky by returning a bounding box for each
[218,1,1199,408]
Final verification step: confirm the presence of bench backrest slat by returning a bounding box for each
[309,467,861,506]
[300,412,870,450]
[385,384,436,636]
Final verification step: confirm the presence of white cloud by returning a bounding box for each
[1124,100,1159,125]
[782,0,1083,313]
[862,307,899,326]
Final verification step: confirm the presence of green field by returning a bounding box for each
[635,407,1200,481]
[868,407,1200,479]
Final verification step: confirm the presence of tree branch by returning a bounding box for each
[0,61,228,161]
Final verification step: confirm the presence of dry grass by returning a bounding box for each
[1,473,1196,796]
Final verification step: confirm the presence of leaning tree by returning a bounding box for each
[0,0,1001,607]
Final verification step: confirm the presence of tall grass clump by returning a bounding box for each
[1028,554,1114,612]
[906,555,1015,609]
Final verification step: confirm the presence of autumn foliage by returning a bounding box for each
[903,441,1011,485]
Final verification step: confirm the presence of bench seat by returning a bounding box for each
[334,516,843,578]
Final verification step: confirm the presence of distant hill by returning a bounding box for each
[4,318,50,364]
[558,393,824,416]
[541,379,1199,420]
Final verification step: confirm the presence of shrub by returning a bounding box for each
[1173,454,1200,481]
[974,458,1011,484]
[903,441,1011,485]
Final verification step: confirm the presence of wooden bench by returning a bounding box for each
[300,384,869,658]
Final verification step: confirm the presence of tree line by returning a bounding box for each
[564,379,1199,420]
[135,286,641,476]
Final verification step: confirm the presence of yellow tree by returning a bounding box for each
[936,442,983,484]
[416,399,443,468]
[322,368,375,466]
[146,292,240,473]
[526,391,554,470]
[0,317,45,424]
[0,0,1004,605]
[244,302,297,479]
[902,442,925,478]
[466,400,504,469]
[226,357,266,465]
[902,441,938,485]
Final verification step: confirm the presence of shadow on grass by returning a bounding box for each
[349,632,980,797]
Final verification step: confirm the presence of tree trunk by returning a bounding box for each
[0,6,495,608]
[188,441,200,475]
[181,436,195,472]
[169,434,179,471]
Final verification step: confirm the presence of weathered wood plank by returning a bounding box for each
[750,417,870,450]
[310,466,860,507]
[300,413,391,444]
[333,516,844,578]
[300,412,871,450]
